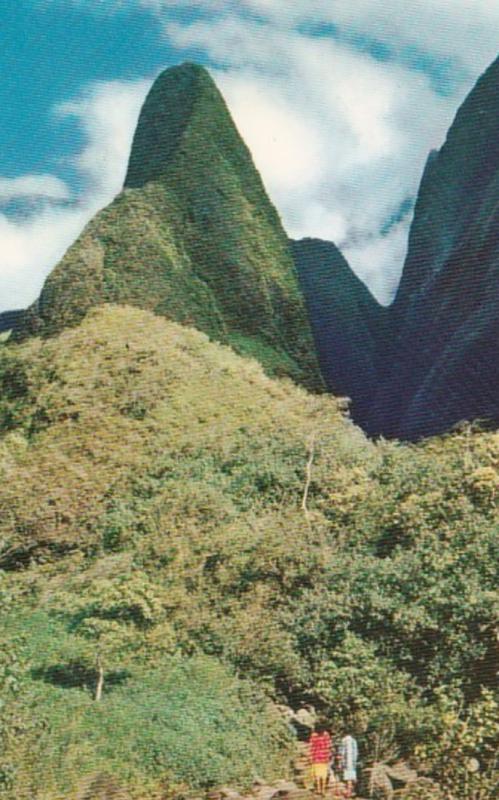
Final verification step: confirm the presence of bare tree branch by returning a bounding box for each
[302,432,316,524]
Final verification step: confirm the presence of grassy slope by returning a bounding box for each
[0,305,350,796]
[1,306,498,798]
[1,305,351,563]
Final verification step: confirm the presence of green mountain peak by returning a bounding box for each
[125,63,228,188]
[16,63,322,389]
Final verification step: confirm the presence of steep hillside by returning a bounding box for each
[367,55,499,439]
[1,305,498,799]
[394,56,499,320]
[286,56,499,441]
[1,304,352,566]
[292,238,392,426]
[16,64,322,389]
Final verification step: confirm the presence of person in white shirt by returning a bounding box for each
[339,733,359,797]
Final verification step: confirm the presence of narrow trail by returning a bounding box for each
[212,743,369,800]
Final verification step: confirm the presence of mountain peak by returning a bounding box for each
[125,62,229,189]
[17,62,322,389]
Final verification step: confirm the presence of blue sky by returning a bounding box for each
[1,1,180,187]
[1,0,498,310]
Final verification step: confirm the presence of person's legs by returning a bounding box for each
[314,763,328,795]
[312,764,320,794]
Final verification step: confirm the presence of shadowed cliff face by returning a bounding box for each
[15,63,322,390]
[0,310,23,335]
[366,55,499,439]
[282,56,499,440]
[292,238,393,426]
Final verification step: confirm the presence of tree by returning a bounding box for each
[54,572,169,701]
[415,689,499,800]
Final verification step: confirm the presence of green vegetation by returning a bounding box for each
[17,65,322,391]
[0,305,497,799]
[1,610,288,797]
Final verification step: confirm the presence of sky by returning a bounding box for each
[1,1,498,311]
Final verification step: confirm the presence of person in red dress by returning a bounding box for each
[309,722,332,796]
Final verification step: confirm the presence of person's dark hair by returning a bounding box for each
[315,720,328,734]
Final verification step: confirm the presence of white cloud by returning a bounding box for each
[0,174,71,203]
[237,1,499,76]
[168,16,457,301]
[0,207,89,311]
[343,216,412,304]
[216,76,324,192]
[55,78,150,200]
[4,1,497,310]
[0,78,149,311]
[132,0,499,76]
